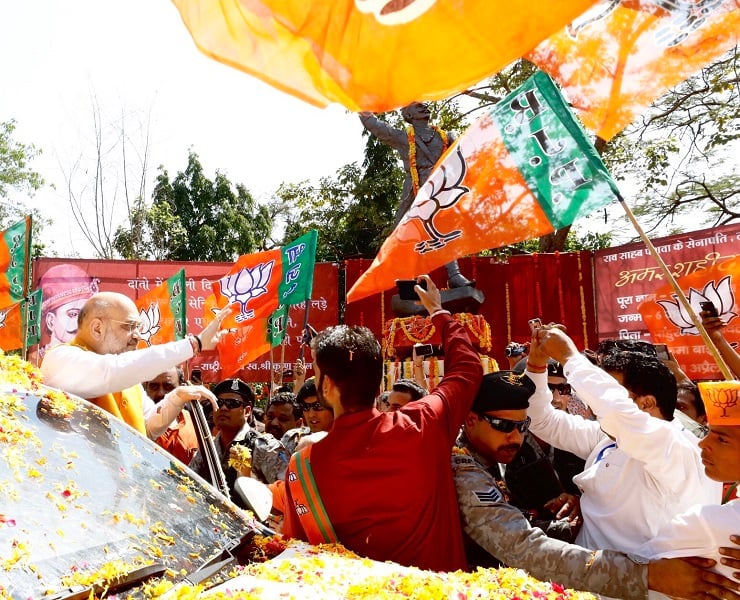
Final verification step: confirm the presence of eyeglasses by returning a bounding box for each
[111,319,143,334]
[479,414,531,434]
[548,383,572,395]
[217,397,246,410]
[301,401,327,412]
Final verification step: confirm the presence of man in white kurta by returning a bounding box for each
[639,379,740,589]
[525,326,721,554]
[42,292,229,439]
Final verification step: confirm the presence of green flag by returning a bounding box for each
[24,288,42,347]
[279,230,318,306]
[267,304,289,347]
[0,217,31,307]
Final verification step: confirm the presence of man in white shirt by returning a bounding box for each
[41,291,230,440]
[639,380,740,590]
[525,325,721,554]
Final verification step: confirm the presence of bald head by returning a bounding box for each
[76,292,142,355]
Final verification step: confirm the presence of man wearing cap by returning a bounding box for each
[39,263,98,358]
[454,371,740,599]
[190,378,289,496]
[525,325,721,555]
[41,291,230,440]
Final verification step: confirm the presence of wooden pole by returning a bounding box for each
[617,195,733,380]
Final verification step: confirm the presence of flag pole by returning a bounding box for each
[299,301,311,361]
[617,195,734,380]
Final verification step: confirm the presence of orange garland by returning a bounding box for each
[407,126,449,195]
[383,314,491,359]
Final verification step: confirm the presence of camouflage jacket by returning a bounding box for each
[452,434,648,599]
[189,424,289,488]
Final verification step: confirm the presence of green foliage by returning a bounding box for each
[0,120,44,228]
[114,151,271,261]
[274,132,402,262]
[601,48,739,235]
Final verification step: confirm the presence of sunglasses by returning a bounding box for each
[479,414,531,434]
[548,383,572,395]
[217,397,246,410]
[301,401,327,412]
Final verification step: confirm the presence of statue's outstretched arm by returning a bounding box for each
[358,112,407,151]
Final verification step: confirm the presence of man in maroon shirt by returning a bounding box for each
[283,275,483,572]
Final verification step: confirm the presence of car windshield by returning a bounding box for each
[0,383,255,599]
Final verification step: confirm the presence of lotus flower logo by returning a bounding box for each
[0,309,7,329]
[219,261,275,322]
[403,147,468,254]
[138,303,161,346]
[355,0,437,25]
[657,276,738,335]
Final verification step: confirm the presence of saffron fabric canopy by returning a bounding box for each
[171,0,599,111]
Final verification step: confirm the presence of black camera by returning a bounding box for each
[505,343,527,358]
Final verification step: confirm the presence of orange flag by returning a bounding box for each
[203,249,284,378]
[638,254,740,380]
[215,321,271,379]
[528,1,740,141]
[0,301,23,352]
[347,71,620,303]
[171,0,600,111]
[135,270,187,348]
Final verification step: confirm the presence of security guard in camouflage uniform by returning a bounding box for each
[453,370,648,598]
[189,379,289,507]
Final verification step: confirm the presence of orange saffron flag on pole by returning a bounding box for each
[0,301,23,352]
[135,269,187,348]
[638,254,740,380]
[203,232,318,376]
[528,1,740,141]
[347,71,620,303]
[171,0,600,111]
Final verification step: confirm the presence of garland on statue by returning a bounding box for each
[407,126,448,195]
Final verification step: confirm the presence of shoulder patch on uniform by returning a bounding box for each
[451,454,477,470]
[473,486,504,506]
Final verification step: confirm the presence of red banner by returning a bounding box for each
[31,258,338,383]
[593,223,740,378]
[344,251,597,368]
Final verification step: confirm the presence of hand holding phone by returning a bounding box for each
[414,343,434,357]
[396,278,428,301]
[700,301,719,318]
[528,318,542,333]
[654,343,670,361]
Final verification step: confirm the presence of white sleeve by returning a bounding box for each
[639,502,737,559]
[525,367,603,460]
[41,340,193,399]
[144,389,187,440]
[564,354,700,490]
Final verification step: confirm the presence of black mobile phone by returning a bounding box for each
[414,343,434,357]
[654,343,670,361]
[528,318,542,333]
[700,301,719,318]
[396,279,427,301]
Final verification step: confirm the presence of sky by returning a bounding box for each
[0,1,368,257]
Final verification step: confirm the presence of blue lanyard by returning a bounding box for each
[595,442,617,463]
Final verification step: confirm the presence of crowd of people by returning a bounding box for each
[37,280,740,599]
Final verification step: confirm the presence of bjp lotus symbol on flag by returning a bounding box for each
[347,71,621,303]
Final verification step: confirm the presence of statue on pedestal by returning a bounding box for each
[359,102,473,289]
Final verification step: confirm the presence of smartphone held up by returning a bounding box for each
[396,279,428,301]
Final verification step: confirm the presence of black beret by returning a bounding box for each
[472,371,535,413]
[212,378,254,405]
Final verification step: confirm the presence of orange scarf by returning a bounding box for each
[69,340,147,434]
